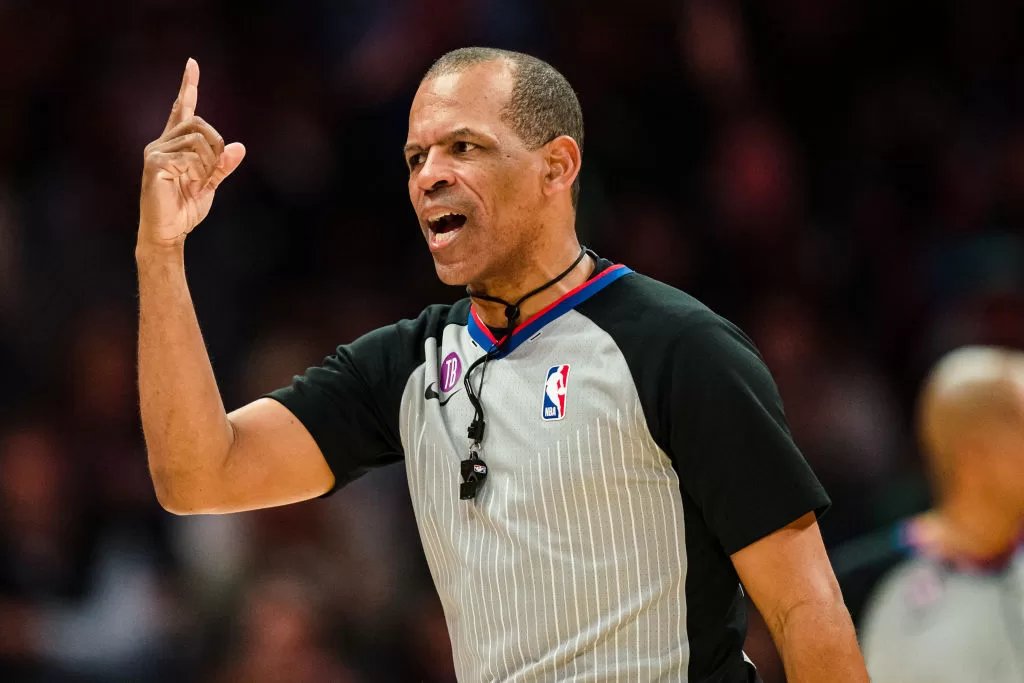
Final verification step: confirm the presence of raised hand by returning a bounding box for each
[138,58,246,249]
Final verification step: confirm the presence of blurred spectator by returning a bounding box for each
[0,424,171,682]
[833,347,1024,682]
[208,572,358,683]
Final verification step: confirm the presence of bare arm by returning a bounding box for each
[137,250,334,513]
[731,512,869,683]
[138,59,333,514]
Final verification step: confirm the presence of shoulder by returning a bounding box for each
[577,270,751,360]
[578,270,719,332]
[575,270,778,419]
[576,268,781,437]
[378,299,469,340]
[348,299,469,357]
[831,521,917,626]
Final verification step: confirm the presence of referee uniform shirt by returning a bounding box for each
[268,256,830,682]
[834,519,1024,683]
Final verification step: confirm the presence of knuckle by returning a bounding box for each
[194,116,223,142]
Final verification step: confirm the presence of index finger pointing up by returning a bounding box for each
[163,58,200,135]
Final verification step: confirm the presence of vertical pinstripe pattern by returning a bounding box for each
[647,401,688,678]
[399,312,691,681]
[568,431,588,665]
[556,437,582,678]
[502,476,526,679]
[525,454,542,673]
[432,440,467,680]
[587,420,613,679]
[540,447,562,662]
[639,401,689,678]
[468,496,483,679]
[622,403,655,675]
[476,489,496,683]
[616,409,644,668]
[443,455,473,680]
[599,417,622,682]
[490,481,508,682]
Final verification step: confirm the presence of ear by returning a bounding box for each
[542,135,582,201]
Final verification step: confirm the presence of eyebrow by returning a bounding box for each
[403,127,480,156]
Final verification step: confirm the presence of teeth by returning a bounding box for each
[428,211,459,223]
[433,228,458,245]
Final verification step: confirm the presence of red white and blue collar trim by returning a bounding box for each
[467,263,632,358]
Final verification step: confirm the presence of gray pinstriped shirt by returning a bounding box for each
[269,258,829,682]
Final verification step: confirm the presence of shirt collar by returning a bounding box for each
[466,260,631,358]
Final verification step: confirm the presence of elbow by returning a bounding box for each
[767,575,848,638]
[146,434,234,515]
[149,458,215,515]
[154,489,194,516]
[151,472,200,515]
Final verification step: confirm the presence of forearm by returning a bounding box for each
[771,597,868,683]
[137,243,233,513]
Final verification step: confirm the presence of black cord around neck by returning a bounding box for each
[457,246,590,500]
[467,245,589,339]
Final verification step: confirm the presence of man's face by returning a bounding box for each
[406,62,546,287]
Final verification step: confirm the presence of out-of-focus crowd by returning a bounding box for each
[1,1,1023,681]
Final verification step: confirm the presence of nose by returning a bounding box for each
[415,147,455,193]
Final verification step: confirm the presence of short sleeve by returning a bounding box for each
[667,315,830,555]
[265,307,445,491]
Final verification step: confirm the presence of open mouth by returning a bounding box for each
[426,212,467,249]
[428,212,467,233]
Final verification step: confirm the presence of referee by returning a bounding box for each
[137,49,868,682]
[834,347,1024,682]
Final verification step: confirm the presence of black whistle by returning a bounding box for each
[460,457,488,500]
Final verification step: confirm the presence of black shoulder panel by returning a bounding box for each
[266,299,470,490]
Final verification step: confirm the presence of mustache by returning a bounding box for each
[423,187,469,207]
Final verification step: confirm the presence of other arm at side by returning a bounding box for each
[732,513,869,683]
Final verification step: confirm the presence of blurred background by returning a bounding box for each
[1,0,1023,681]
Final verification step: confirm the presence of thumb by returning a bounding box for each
[205,142,246,191]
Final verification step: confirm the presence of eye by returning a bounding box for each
[453,141,477,154]
[407,152,425,169]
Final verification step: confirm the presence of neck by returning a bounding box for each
[470,241,593,330]
[924,495,1024,561]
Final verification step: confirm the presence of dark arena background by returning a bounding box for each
[2,1,1023,681]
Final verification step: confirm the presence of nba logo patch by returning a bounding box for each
[542,364,570,421]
